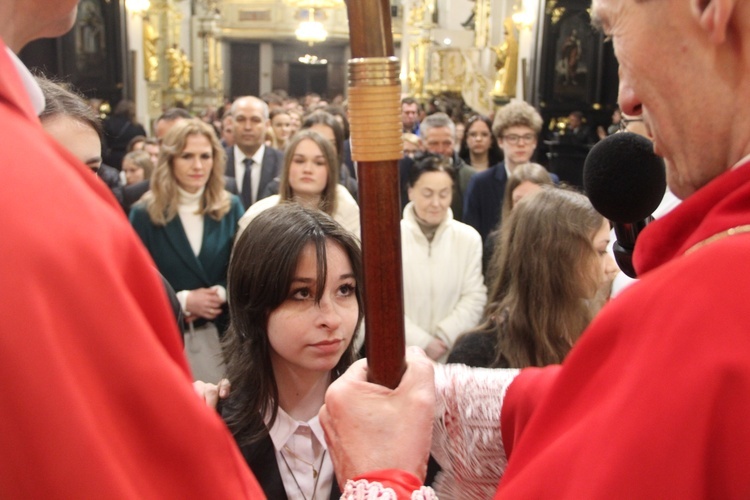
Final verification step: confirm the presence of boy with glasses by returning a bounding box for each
[463,101,545,242]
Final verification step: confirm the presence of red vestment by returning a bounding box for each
[361,159,750,498]
[0,40,263,497]
[497,158,750,498]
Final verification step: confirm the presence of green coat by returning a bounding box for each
[130,195,244,331]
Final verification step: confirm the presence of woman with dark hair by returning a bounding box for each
[222,204,363,500]
[401,153,487,362]
[238,130,360,239]
[448,187,618,368]
[130,119,244,382]
[458,114,503,172]
[103,99,147,170]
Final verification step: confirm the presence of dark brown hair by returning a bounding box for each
[221,204,363,446]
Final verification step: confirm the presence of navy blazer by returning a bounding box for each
[240,433,341,500]
[225,145,284,209]
[463,162,508,242]
[463,163,560,242]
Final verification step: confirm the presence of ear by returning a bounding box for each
[692,0,735,44]
[407,186,415,202]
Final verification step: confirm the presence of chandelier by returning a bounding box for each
[295,8,327,45]
[125,0,151,14]
[285,0,343,8]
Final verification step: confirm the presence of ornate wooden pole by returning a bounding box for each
[345,0,406,389]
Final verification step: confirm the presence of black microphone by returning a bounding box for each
[583,132,666,278]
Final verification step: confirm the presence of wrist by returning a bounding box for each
[346,470,432,500]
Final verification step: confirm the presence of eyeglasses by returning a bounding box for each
[502,133,536,145]
[619,116,644,132]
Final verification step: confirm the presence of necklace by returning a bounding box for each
[685,224,750,255]
[283,445,320,478]
[280,447,327,500]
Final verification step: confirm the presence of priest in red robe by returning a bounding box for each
[0,1,262,496]
[321,0,750,498]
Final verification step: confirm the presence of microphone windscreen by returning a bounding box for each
[583,132,667,223]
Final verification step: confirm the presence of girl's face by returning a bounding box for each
[466,120,492,156]
[408,170,453,225]
[271,113,293,143]
[587,218,619,298]
[172,134,213,193]
[267,241,358,377]
[123,159,145,185]
[288,138,329,198]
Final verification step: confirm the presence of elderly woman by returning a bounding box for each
[130,119,244,383]
[401,153,487,362]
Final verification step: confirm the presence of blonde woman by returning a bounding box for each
[130,119,244,382]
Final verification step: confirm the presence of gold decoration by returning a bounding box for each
[492,18,518,100]
[473,0,491,48]
[143,17,159,82]
[167,44,192,90]
[348,57,402,162]
[551,7,565,24]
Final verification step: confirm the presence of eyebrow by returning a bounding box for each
[85,157,102,166]
[291,273,356,284]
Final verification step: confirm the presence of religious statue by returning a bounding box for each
[492,18,518,100]
[179,49,193,90]
[560,29,582,85]
[143,17,159,83]
[167,44,192,90]
[167,44,181,89]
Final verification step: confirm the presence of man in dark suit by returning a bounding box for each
[225,96,283,209]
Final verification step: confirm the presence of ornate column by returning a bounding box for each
[191,0,225,110]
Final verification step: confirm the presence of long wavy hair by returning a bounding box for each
[143,119,229,225]
[279,130,340,216]
[483,187,605,368]
[458,115,504,167]
[221,204,364,446]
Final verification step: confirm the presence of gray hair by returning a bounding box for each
[420,112,456,139]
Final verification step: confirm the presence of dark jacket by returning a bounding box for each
[239,434,341,500]
[102,116,147,170]
[225,145,284,209]
[462,161,508,242]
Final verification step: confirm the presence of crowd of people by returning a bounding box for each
[5,0,750,496]
[27,61,625,497]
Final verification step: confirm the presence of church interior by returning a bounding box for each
[20,0,619,182]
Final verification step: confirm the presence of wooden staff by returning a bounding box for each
[345,0,406,389]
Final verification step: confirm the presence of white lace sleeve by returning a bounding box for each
[342,480,437,499]
[430,364,520,499]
